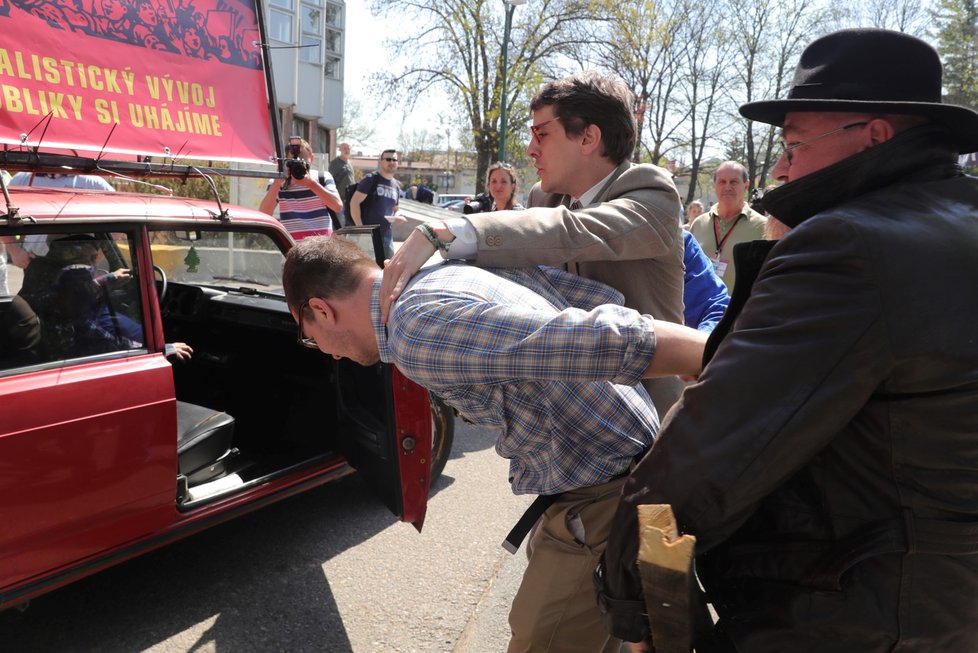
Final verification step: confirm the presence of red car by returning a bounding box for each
[0,185,454,611]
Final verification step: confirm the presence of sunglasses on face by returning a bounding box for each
[382,157,399,163]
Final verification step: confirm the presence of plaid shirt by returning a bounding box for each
[373,262,659,495]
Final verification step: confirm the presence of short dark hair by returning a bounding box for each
[282,236,378,311]
[380,149,397,159]
[530,72,637,165]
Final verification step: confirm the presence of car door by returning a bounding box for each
[332,226,433,530]
[0,226,177,602]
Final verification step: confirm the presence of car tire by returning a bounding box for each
[429,392,455,481]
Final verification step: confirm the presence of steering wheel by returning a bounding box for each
[153,264,168,303]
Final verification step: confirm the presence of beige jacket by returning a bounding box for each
[466,161,685,412]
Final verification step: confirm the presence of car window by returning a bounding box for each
[1,230,145,372]
[149,229,285,294]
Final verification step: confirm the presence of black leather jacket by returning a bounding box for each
[597,126,978,651]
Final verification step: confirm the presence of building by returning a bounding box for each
[266,0,345,154]
[233,0,346,210]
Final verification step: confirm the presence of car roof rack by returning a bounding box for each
[0,149,273,181]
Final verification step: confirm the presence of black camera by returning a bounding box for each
[286,136,308,180]
[462,192,493,215]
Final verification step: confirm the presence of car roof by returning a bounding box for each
[3,186,281,228]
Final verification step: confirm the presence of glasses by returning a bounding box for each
[382,157,399,163]
[530,117,561,143]
[778,122,869,164]
[296,299,319,349]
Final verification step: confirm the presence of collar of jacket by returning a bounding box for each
[762,124,962,229]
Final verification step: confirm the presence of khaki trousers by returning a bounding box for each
[507,476,627,653]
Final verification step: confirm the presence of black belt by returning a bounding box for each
[501,457,644,554]
[503,494,559,554]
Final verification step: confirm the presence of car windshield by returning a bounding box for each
[149,229,285,294]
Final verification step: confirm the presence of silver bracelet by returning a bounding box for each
[416,223,448,253]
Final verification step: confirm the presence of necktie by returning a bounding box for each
[569,199,583,210]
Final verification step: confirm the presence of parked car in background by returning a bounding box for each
[442,200,469,212]
[0,184,454,612]
[435,194,471,208]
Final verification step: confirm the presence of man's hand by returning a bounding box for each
[624,641,652,653]
[379,227,437,321]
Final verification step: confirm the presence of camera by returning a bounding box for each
[462,192,493,215]
[285,136,309,180]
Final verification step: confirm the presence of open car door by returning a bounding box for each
[333,226,433,531]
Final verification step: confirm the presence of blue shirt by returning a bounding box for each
[373,262,659,495]
[358,175,400,233]
[683,230,730,332]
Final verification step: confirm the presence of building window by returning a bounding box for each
[299,3,322,63]
[324,55,341,80]
[325,2,341,26]
[292,117,310,141]
[269,9,293,43]
[301,4,321,32]
[299,36,322,63]
[324,28,341,53]
[315,126,330,154]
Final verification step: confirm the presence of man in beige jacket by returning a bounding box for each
[381,71,685,414]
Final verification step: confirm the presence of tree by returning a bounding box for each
[368,0,595,192]
[676,0,734,203]
[842,0,931,35]
[336,95,377,150]
[728,0,834,189]
[111,161,231,201]
[398,128,445,164]
[587,0,687,163]
[931,0,978,110]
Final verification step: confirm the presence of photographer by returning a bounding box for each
[462,162,525,214]
[260,137,343,241]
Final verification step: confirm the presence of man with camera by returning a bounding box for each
[260,137,343,241]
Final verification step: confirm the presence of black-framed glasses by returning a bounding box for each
[296,299,319,349]
[530,117,562,143]
[382,157,399,163]
[777,122,869,164]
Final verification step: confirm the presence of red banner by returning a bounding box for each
[0,0,274,164]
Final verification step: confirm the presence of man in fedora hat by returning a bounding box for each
[595,28,978,652]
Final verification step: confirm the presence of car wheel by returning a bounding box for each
[429,392,455,481]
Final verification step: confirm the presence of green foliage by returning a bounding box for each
[930,0,978,109]
[368,0,595,189]
[111,160,231,202]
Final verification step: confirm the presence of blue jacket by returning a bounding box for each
[682,230,729,332]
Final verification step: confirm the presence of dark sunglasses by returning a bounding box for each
[382,157,399,163]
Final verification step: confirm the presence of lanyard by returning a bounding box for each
[713,214,744,258]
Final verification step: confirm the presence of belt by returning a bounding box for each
[501,458,643,554]
[503,493,558,554]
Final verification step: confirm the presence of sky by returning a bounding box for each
[342,2,441,153]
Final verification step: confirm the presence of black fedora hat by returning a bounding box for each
[740,28,978,153]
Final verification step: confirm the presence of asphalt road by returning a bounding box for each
[0,422,534,653]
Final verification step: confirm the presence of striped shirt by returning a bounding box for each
[373,262,660,495]
[277,174,336,240]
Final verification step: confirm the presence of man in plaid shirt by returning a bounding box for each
[283,236,706,653]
